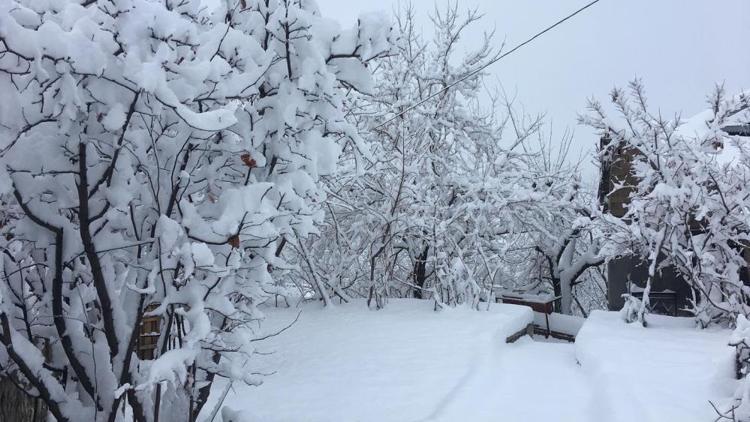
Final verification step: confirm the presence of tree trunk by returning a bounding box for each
[0,376,47,422]
[412,245,429,299]
[552,275,563,313]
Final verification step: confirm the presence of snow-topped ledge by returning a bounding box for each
[202,299,532,422]
[575,311,735,422]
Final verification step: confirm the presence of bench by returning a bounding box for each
[497,293,562,339]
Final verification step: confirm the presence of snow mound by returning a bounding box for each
[575,310,734,422]
[204,299,532,422]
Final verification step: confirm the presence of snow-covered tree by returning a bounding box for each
[526,191,609,315]
[581,80,750,327]
[0,0,389,420]
[289,3,500,308]
[285,3,604,313]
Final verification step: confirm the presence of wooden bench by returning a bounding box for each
[497,294,562,339]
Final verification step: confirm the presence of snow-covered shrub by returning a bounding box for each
[0,0,389,420]
[581,80,750,327]
[620,294,645,324]
[727,315,750,420]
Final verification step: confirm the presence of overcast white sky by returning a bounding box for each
[315,0,750,180]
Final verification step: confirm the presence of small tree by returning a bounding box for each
[581,80,750,326]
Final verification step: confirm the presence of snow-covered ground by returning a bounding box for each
[204,302,733,422]
[204,299,533,422]
[429,336,593,422]
[576,311,735,422]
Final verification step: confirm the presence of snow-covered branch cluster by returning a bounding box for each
[581,80,750,327]
[0,0,390,420]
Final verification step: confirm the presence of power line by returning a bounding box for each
[373,0,602,130]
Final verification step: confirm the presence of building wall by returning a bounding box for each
[599,136,639,219]
[607,255,693,315]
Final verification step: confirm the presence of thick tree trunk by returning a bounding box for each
[412,246,429,299]
[552,276,563,313]
[0,377,47,422]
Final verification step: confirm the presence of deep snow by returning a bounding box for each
[430,337,593,422]
[203,299,533,421]
[576,310,735,422]
[204,301,733,422]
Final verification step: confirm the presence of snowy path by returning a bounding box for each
[493,339,595,422]
[429,337,594,422]
[575,311,734,422]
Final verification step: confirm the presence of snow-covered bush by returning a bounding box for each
[0,0,389,420]
[726,315,750,420]
[581,80,750,327]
